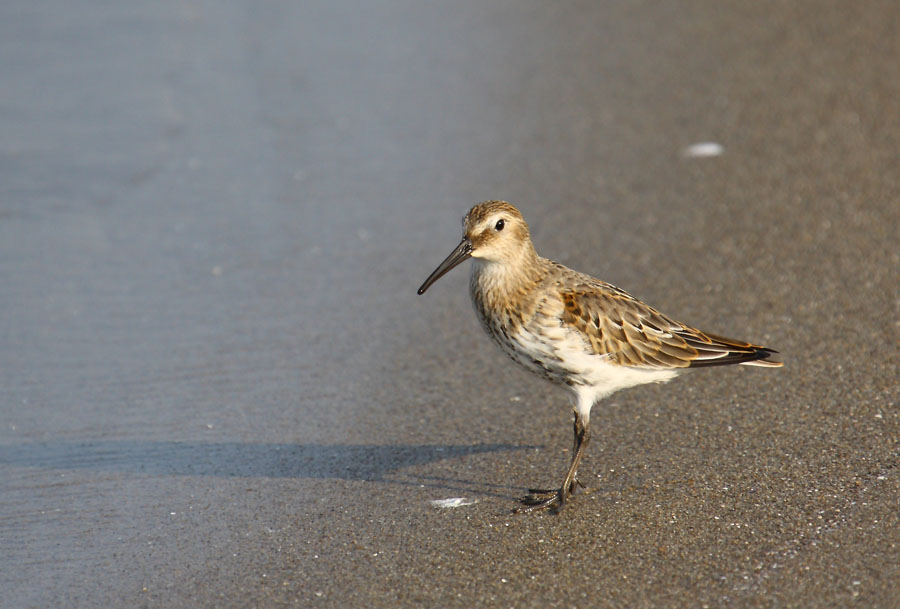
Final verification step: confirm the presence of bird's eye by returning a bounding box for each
[494,219,505,231]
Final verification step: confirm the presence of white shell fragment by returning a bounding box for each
[683,142,724,157]
[430,497,477,508]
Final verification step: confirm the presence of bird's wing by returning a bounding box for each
[558,285,781,369]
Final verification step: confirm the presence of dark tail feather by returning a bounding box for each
[684,331,783,368]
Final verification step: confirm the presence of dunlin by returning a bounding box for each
[417,201,782,513]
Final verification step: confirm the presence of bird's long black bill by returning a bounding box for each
[417,238,473,295]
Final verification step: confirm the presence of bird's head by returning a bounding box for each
[417,201,534,294]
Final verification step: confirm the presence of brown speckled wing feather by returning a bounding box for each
[559,285,781,369]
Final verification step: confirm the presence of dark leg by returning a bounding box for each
[516,411,591,513]
[526,414,587,494]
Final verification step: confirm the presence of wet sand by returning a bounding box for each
[2,1,898,607]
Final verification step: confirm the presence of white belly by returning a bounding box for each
[501,323,680,402]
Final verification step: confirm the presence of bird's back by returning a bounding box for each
[471,256,780,394]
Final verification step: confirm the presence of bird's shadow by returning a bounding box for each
[0,440,533,497]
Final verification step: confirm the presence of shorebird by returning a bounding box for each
[417,201,782,513]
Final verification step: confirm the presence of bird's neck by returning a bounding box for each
[470,247,547,310]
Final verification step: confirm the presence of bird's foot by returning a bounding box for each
[526,478,585,496]
[514,489,563,513]
[513,479,586,514]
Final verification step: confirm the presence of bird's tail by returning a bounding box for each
[683,331,783,368]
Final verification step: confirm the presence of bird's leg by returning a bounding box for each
[526,413,587,495]
[517,411,591,513]
[565,413,590,494]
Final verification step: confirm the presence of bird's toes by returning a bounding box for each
[526,487,558,495]
[514,489,563,513]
